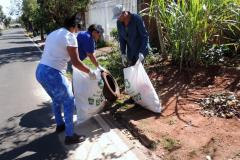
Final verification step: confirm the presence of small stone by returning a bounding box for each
[206,155,212,160]
[236,83,240,87]
[226,113,234,118]
[221,113,226,118]
[228,100,237,107]
[205,99,210,104]
[213,97,220,103]
[227,95,235,100]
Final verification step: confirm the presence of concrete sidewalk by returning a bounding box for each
[57,115,143,160]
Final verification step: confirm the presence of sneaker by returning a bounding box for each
[64,133,86,145]
[55,124,65,133]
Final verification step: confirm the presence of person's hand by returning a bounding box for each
[88,70,96,80]
[139,53,144,62]
[121,54,127,67]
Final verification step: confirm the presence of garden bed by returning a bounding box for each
[105,64,240,160]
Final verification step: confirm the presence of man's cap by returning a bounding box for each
[112,4,124,19]
[96,25,104,34]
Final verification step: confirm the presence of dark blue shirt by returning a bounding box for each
[77,31,95,61]
[117,13,149,61]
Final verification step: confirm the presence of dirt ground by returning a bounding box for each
[110,65,240,160]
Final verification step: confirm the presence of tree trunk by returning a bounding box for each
[40,25,44,41]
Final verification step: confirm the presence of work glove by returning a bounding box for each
[97,65,106,72]
[121,54,127,67]
[139,53,145,62]
[89,70,97,80]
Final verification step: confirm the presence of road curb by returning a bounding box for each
[22,29,43,52]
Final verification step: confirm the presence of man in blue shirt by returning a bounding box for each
[77,24,104,69]
[113,5,149,67]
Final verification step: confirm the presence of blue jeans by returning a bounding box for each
[36,64,74,136]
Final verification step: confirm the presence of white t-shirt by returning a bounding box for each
[40,28,78,72]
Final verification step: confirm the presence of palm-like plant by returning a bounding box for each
[145,0,240,70]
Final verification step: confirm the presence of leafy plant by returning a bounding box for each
[201,44,230,65]
[161,136,181,152]
[110,28,118,42]
[96,39,107,49]
[105,47,125,90]
[146,0,240,70]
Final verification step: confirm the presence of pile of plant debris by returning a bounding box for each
[200,92,240,118]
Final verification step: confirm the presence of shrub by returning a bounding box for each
[110,28,118,42]
[105,47,125,90]
[201,44,230,66]
[146,0,240,69]
[96,39,107,49]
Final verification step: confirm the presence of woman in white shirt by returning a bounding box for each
[36,13,95,145]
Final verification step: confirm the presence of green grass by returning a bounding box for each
[161,136,181,152]
[82,57,110,69]
[82,59,95,69]
[189,150,197,158]
[65,72,72,81]
[168,119,177,125]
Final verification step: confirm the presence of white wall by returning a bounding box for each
[85,0,137,41]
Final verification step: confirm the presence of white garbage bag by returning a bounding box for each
[123,60,161,113]
[73,67,105,123]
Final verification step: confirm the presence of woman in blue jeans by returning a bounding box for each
[36,13,96,145]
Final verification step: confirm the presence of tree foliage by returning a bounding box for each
[3,17,11,27]
[0,5,6,23]
[21,0,38,31]
[20,0,90,38]
[9,0,22,18]
[0,5,11,28]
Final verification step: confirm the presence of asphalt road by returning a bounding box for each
[0,28,68,160]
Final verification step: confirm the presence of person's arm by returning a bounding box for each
[117,20,126,55]
[67,46,90,74]
[136,15,149,56]
[87,53,99,67]
[66,33,96,80]
[84,37,100,67]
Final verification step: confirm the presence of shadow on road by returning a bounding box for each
[19,102,54,129]
[9,41,34,44]
[0,132,68,160]
[0,37,29,40]
[0,102,69,160]
[0,101,121,160]
[0,46,42,67]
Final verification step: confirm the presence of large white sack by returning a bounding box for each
[73,67,105,123]
[123,60,161,113]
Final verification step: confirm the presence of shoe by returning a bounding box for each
[64,133,86,145]
[124,97,135,104]
[55,124,65,133]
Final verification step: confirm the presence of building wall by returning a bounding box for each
[85,0,137,41]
